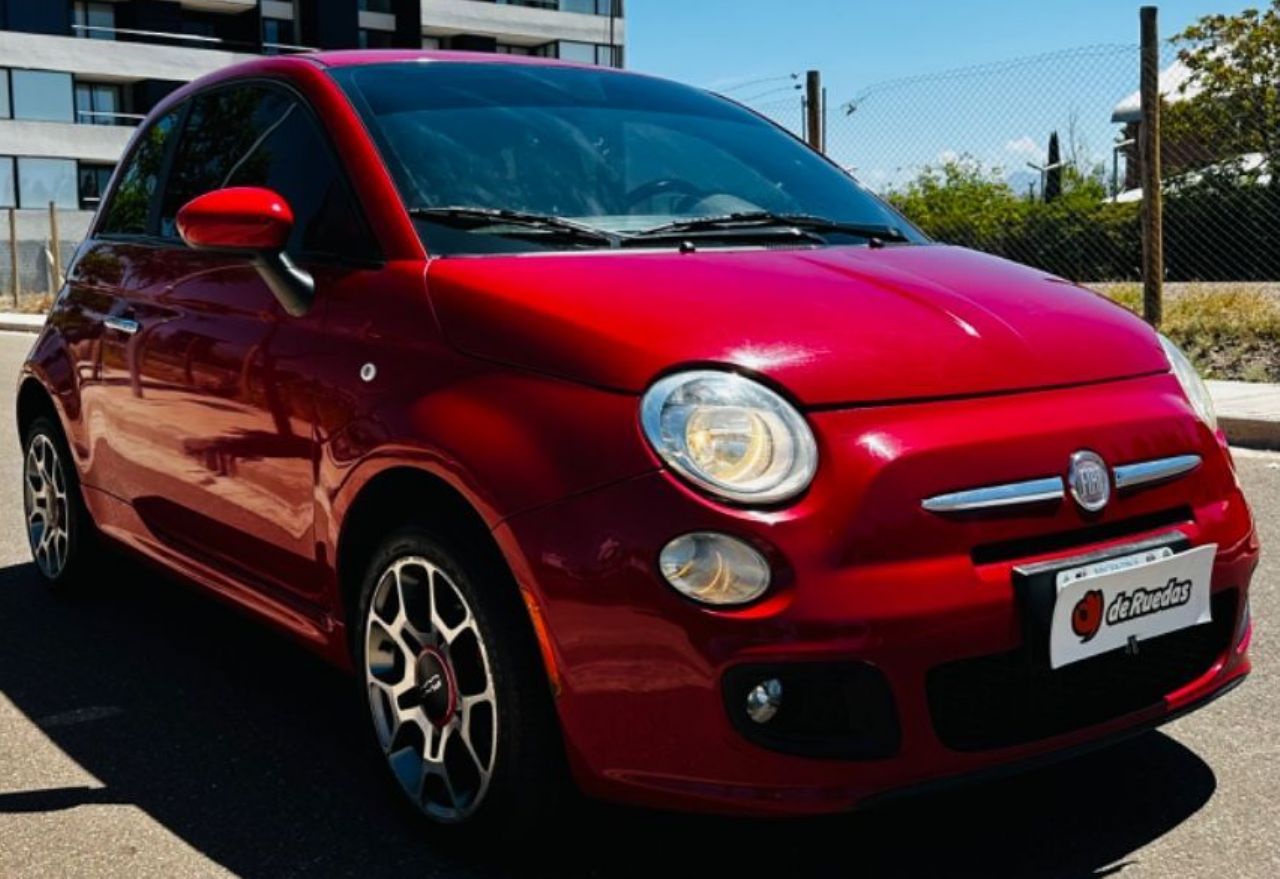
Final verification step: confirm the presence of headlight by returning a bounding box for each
[640,370,817,504]
[1159,335,1217,430]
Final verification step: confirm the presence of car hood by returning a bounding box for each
[426,244,1167,406]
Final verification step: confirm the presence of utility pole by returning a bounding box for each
[1140,6,1163,328]
[805,69,823,152]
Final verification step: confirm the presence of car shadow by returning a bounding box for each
[0,558,1216,878]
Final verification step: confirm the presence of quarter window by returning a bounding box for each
[99,107,181,236]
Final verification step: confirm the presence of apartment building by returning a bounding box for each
[0,0,625,214]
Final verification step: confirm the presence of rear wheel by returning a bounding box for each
[23,416,97,589]
[355,527,567,832]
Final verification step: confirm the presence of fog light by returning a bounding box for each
[746,679,783,724]
[658,532,771,606]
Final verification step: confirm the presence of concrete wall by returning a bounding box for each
[0,121,136,164]
[0,29,256,83]
[419,0,624,45]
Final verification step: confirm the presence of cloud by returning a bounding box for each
[1004,135,1044,162]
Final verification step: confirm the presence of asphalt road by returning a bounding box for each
[0,329,1276,879]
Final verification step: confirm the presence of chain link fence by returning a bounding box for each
[744,41,1279,288]
[0,209,90,309]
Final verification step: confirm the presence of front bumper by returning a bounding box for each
[494,374,1259,816]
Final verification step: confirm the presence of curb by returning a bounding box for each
[1207,380,1280,453]
[0,313,46,334]
[1219,416,1280,452]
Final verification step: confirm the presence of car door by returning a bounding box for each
[71,104,184,498]
[91,80,379,603]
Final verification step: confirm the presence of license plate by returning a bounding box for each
[1048,543,1216,669]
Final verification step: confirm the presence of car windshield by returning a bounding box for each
[330,61,925,255]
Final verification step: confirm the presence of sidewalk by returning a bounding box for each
[0,311,1277,449]
[0,314,46,334]
[1207,380,1280,451]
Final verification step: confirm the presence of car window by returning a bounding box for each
[331,63,923,254]
[158,82,377,260]
[98,107,181,237]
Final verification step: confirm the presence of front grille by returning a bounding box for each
[927,589,1237,751]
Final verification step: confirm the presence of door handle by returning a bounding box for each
[104,316,139,335]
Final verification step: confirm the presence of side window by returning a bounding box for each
[99,107,181,236]
[159,83,377,260]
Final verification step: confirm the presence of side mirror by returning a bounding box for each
[176,187,315,317]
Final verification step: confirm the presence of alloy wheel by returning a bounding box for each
[24,433,70,579]
[364,556,498,823]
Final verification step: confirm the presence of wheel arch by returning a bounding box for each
[16,374,60,442]
[334,465,520,646]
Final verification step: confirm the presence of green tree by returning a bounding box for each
[1167,2,1280,182]
[886,158,1025,250]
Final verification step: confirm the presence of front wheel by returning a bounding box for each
[355,527,568,832]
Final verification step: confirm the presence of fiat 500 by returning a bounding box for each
[18,51,1257,831]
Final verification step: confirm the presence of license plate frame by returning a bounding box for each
[1013,532,1214,669]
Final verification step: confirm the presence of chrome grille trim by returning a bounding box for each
[922,477,1064,513]
[1113,454,1202,490]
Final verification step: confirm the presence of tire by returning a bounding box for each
[354,526,569,835]
[22,415,99,590]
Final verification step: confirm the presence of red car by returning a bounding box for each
[18,51,1257,832]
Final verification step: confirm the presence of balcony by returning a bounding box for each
[74,110,146,128]
[422,0,625,45]
[492,1,622,16]
[71,22,314,54]
[177,0,259,11]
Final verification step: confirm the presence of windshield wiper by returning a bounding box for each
[409,206,622,248]
[632,211,911,244]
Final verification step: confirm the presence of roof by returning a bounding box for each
[1111,58,1201,123]
[302,48,591,70]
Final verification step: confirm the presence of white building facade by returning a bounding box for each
[0,0,625,213]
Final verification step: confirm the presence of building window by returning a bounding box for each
[11,71,75,123]
[0,70,10,119]
[0,158,14,209]
[596,44,620,66]
[262,18,297,54]
[73,2,116,40]
[556,41,596,64]
[359,0,395,11]
[359,29,394,49]
[17,158,79,209]
[75,82,124,126]
[498,0,621,14]
[78,163,114,210]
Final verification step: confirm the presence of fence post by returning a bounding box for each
[7,208,17,307]
[1140,6,1163,328]
[48,201,62,291]
[805,70,824,152]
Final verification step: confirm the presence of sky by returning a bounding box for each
[627,1,1255,193]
